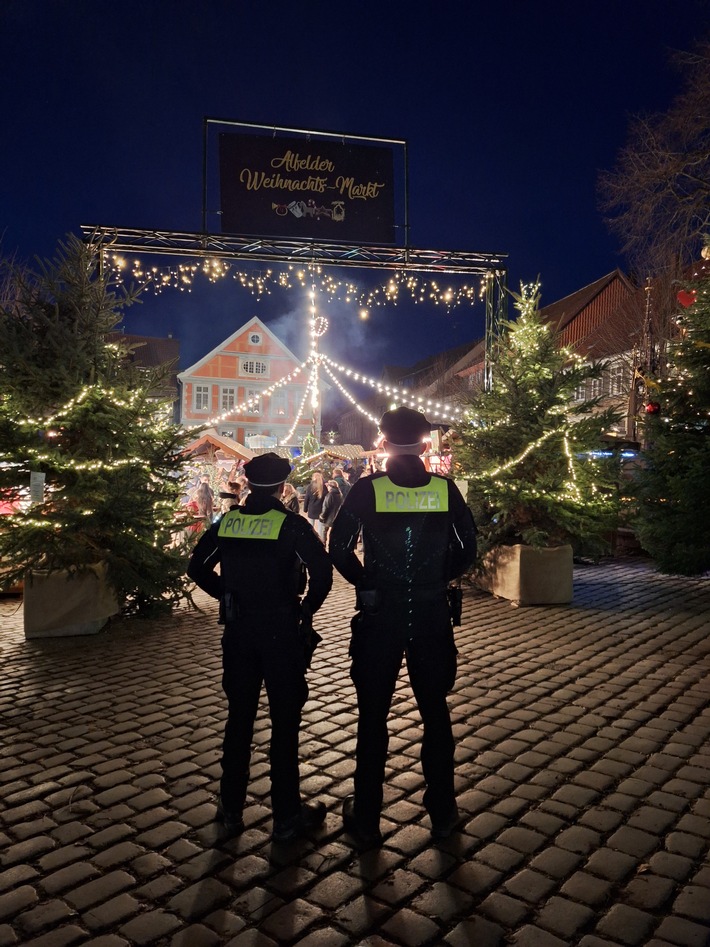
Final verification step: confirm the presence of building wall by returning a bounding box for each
[179,319,316,444]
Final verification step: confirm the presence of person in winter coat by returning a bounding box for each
[303,471,326,540]
[281,482,301,515]
[320,480,343,541]
[332,467,351,498]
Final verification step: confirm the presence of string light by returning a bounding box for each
[469,428,560,480]
[16,385,144,428]
[319,354,463,420]
[282,367,318,444]
[102,256,480,446]
[202,363,307,427]
[321,364,380,424]
[102,251,487,309]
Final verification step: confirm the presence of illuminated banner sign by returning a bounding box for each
[219,133,395,244]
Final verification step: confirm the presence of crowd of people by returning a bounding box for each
[186,407,478,848]
[184,458,368,546]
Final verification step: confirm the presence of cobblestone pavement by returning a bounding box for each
[1,558,710,947]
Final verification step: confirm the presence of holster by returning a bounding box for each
[447,585,463,627]
[219,591,238,625]
[356,588,381,615]
[298,604,323,668]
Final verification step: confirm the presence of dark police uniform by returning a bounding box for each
[187,453,332,838]
[329,408,477,842]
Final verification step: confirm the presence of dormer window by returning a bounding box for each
[242,358,268,376]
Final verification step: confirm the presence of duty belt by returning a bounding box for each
[370,586,447,603]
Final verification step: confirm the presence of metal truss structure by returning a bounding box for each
[81,225,508,387]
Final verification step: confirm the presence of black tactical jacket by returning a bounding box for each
[187,493,332,616]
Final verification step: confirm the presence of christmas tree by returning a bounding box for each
[628,259,710,575]
[0,236,196,616]
[452,282,620,560]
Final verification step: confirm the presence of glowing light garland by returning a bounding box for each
[319,355,463,420]
[321,364,380,424]
[103,254,486,310]
[204,363,307,427]
[470,428,559,480]
[20,453,152,473]
[104,256,474,445]
[282,365,318,444]
[197,300,465,441]
[17,385,145,428]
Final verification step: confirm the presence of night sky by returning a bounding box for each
[2,1,707,385]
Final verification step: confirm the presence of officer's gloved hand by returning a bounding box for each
[355,586,380,614]
[299,600,313,630]
[298,601,322,668]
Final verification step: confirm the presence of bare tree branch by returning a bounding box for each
[599,38,710,278]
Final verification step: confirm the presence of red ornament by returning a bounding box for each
[645,401,661,415]
[677,289,697,308]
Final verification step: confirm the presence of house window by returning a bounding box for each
[574,381,587,402]
[245,388,261,415]
[221,386,236,412]
[194,385,210,411]
[590,376,603,399]
[271,390,287,417]
[609,361,626,396]
[249,332,262,345]
[241,358,268,376]
[219,428,234,439]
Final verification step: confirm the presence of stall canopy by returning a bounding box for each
[183,428,254,462]
[304,446,367,465]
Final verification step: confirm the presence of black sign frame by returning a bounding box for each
[204,119,407,247]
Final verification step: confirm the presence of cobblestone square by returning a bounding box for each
[1,558,709,945]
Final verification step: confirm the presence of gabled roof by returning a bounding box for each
[108,333,180,367]
[539,270,635,333]
[455,338,486,377]
[106,332,180,398]
[178,316,303,379]
[183,429,254,461]
[384,339,480,387]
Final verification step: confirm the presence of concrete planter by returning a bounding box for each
[477,543,573,606]
[24,563,119,638]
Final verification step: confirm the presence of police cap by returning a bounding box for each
[244,452,292,487]
[379,406,431,446]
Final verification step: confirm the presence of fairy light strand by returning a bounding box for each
[103,253,486,309]
[282,367,318,444]
[204,363,307,427]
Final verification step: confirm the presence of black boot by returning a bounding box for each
[272,801,327,843]
[342,795,383,848]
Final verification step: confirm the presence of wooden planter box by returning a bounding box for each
[477,544,573,606]
[24,563,119,638]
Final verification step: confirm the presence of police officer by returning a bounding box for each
[187,452,333,843]
[329,406,477,846]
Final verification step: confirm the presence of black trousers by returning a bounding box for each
[220,612,307,822]
[349,598,458,831]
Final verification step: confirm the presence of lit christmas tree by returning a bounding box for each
[452,282,620,560]
[629,257,710,575]
[0,236,195,616]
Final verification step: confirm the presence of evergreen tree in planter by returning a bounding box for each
[452,282,620,564]
[628,261,710,575]
[0,236,195,618]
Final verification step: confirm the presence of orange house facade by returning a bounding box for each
[177,317,316,447]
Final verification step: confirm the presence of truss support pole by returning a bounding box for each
[484,268,507,391]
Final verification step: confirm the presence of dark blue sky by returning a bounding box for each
[2,1,706,379]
